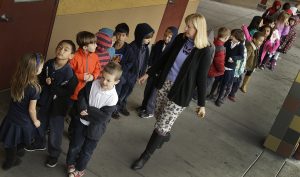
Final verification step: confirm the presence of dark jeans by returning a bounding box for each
[34,108,65,158]
[116,77,135,110]
[229,76,242,97]
[217,69,235,100]
[141,77,157,114]
[209,75,223,96]
[66,117,98,171]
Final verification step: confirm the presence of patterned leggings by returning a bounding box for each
[154,80,185,135]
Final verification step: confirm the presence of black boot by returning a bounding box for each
[2,148,22,170]
[16,144,25,157]
[157,132,171,149]
[131,130,164,170]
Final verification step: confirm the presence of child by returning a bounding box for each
[242,16,263,41]
[240,32,265,93]
[96,28,115,69]
[262,0,282,22]
[278,16,298,54]
[66,61,122,177]
[0,53,44,170]
[137,26,178,119]
[25,40,78,168]
[68,31,101,136]
[112,23,154,118]
[259,29,280,69]
[206,27,230,100]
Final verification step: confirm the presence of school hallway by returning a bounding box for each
[1,0,300,176]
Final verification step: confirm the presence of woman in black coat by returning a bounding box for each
[131,13,213,170]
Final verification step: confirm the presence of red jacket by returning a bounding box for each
[208,38,226,77]
[70,48,101,100]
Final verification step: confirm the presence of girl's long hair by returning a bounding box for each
[185,13,209,49]
[248,16,263,31]
[10,53,44,102]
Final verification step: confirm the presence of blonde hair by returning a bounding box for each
[11,53,44,102]
[185,13,209,49]
[103,61,123,80]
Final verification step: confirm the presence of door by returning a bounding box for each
[0,0,58,90]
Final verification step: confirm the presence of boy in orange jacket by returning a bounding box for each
[68,31,101,137]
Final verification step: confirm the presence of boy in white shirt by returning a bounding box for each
[66,61,122,177]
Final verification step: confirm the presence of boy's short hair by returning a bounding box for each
[114,23,130,35]
[144,32,154,39]
[57,40,76,54]
[231,29,245,42]
[76,31,97,48]
[217,27,231,38]
[253,31,265,40]
[103,61,123,80]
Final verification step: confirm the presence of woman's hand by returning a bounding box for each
[138,74,149,85]
[196,107,206,119]
[34,120,41,128]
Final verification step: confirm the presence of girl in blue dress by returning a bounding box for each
[0,53,44,170]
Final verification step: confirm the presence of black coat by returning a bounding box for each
[147,33,212,107]
[38,59,78,116]
[77,82,116,141]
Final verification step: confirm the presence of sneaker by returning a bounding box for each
[67,165,76,173]
[24,144,46,152]
[228,96,236,102]
[119,107,130,116]
[111,111,121,119]
[140,113,154,119]
[215,100,222,107]
[46,156,58,168]
[136,106,146,115]
[69,170,85,177]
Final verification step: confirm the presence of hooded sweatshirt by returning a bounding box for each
[127,23,154,83]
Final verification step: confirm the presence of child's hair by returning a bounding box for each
[144,32,154,39]
[114,23,130,35]
[248,16,263,31]
[76,31,97,48]
[252,31,265,40]
[282,2,291,11]
[185,13,209,49]
[217,27,231,38]
[231,29,245,42]
[11,53,44,102]
[102,61,123,80]
[277,11,290,23]
[259,25,273,39]
[263,18,275,27]
[57,40,76,54]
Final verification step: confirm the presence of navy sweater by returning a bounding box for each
[224,40,244,69]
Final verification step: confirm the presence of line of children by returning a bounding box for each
[66,61,122,177]
[0,53,44,170]
[25,40,78,168]
[136,26,178,119]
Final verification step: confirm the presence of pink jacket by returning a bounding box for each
[260,39,280,64]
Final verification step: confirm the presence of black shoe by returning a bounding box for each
[2,158,21,170]
[46,156,58,168]
[24,144,46,152]
[131,152,150,170]
[215,100,222,107]
[120,108,130,116]
[16,148,25,157]
[111,111,121,119]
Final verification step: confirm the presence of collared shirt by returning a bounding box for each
[80,79,118,125]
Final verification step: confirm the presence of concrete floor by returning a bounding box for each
[1,0,300,176]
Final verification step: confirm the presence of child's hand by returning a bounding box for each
[80,110,88,116]
[34,120,41,128]
[84,73,89,81]
[228,57,234,63]
[87,74,94,82]
[138,74,149,85]
[196,107,206,119]
[46,77,52,85]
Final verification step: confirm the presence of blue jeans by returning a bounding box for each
[141,77,157,114]
[66,117,98,171]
